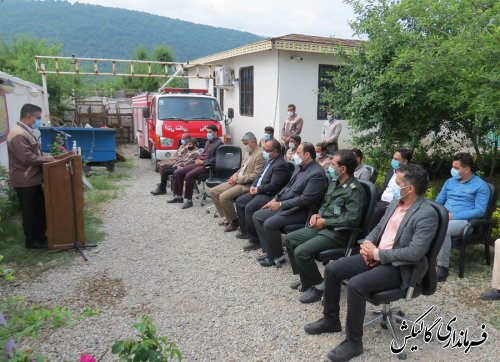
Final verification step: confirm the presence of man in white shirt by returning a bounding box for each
[321,111,342,155]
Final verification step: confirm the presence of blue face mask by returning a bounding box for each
[391,159,400,170]
[289,142,296,150]
[33,118,42,130]
[450,168,462,180]
[180,139,187,145]
[392,185,409,201]
[263,133,272,141]
[207,132,214,140]
[327,115,333,121]
[262,151,270,161]
[328,166,340,181]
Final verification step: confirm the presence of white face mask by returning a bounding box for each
[293,154,303,166]
[243,145,252,153]
[288,111,294,118]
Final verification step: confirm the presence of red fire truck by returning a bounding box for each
[132,88,226,170]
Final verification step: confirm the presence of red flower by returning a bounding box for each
[80,354,96,362]
[60,146,66,152]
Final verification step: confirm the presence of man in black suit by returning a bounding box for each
[235,139,292,251]
[252,142,329,267]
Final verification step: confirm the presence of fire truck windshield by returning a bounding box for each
[158,97,222,121]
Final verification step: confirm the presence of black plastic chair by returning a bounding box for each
[200,145,242,212]
[362,201,448,360]
[313,179,378,264]
[451,182,497,278]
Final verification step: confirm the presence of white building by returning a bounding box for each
[187,34,361,148]
[0,71,47,168]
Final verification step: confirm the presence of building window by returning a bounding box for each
[219,88,224,112]
[239,66,254,116]
[317,64,339,119]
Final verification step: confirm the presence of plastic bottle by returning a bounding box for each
[72,141,77,155]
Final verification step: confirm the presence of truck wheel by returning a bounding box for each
[138,145,150,159]
[151,146,159,172]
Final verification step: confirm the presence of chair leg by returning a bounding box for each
[385,314,407,360]
[459,240,466,278]
[485,238,491,265]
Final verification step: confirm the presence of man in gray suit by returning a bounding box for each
[303,164,438,362]
[252,142,328,267]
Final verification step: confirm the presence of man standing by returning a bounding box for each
[321,111,342,155]
[252,143,328,267]
[7,104,54,249]
[435,152,490,282]
[281,104,303,146]
[169,125,223,209]
[235,139,292,250]
[285,150,366,303]
[209,132,265,232]
[303,164,438,361]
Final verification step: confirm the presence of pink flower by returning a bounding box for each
[60,146,66,152]
[80,354,96,362]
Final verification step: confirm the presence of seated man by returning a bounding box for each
[369,148,412,230]
[285,134,301,161]
[258,126,274,147]
[169,125,223,209]
[480,238,500,301]
[304,164,438,362]
[252,142,328,267]
[315,142,331,172]
[150,135,200,195]
[209,132,265,232]
[436,152,490,282]
[285,149,366,303]
[352,148,371,181]
[235,139,292,250]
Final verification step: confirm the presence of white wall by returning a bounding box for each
[0,72,46,169]
[188,49,353,149]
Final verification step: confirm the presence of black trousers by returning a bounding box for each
[158,166,177,192]
[15,185,47,247]
[252,207,309,258]
[235,193,272,241]
[323,254,401,343]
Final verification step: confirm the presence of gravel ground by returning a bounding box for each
[2,146,499,361]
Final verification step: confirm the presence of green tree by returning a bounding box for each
[0,35,89,118]
[321,0,499,175]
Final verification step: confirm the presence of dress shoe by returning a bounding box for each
[167,197,183,203]
[327,339,363,362]
[290,280,302,290]
[218,219,229,226]
[236,232,249,239]
[243,241,260,251]
[181,201,193,209]
[259,257,276,267]
[150,188,166,195]
[437,266,449,282]
[256,254,268,261]
[304,317,342,335]
[299,286,323,304]
[480,289,500,301]
[224,220,239,232]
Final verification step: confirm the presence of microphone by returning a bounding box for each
[54,129,73,138]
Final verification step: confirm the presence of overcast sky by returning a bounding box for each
[68,0,359,39]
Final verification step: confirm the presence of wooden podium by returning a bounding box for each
[43,154,85,251]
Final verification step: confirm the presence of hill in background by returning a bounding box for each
[0,0,263,61]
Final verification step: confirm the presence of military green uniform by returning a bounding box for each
[285,177,366,290]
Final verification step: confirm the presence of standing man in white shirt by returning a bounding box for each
[321,111,342,155]
[281,104,303,149]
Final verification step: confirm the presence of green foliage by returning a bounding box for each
[0,255,15,281]
[0,0,262,62]
[321,0,499,170]
[0,165,19,219]
[492,208,500,240]
[112,316,182,362]
[48,134,67,156]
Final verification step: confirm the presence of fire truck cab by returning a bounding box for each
[132,88,226,170]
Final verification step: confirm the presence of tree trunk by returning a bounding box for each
[489,138,498,178]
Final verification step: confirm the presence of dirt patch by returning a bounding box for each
[69,272,126,309]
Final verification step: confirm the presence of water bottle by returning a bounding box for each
[72,141,77,155]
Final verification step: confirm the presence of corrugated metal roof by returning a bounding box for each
[272,34,362,48]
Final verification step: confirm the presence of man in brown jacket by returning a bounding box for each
[7,104,54,249]
[210,132,265,232]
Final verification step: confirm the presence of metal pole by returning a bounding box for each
[159,62,188,91]
[40,63,51,123]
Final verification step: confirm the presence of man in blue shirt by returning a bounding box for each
[436,152,491,282]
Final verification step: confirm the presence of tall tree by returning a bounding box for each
[321,0,499,174]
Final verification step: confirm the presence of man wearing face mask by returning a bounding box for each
[321,111,342,155]
[235,139,292,250]
[285,134,301,161]
[285,150,366,303]
[316,142,331,172]
[281,104,303,147]
[252,142,328,267]
[7,104,54,249]
[304,164,438,362]
[259,126,274,147]
[435,152,490,282]
[150,136,201,195]
[170,125,223,209]
[209,132,265,232]
[369,148,412,231]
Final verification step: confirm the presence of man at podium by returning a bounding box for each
[7,104,54,249]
